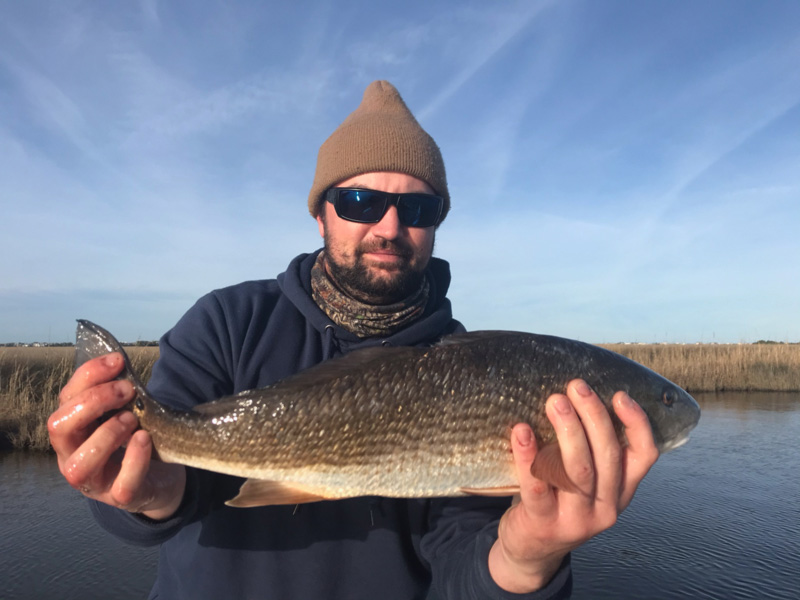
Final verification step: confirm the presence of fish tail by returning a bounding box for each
[74,319,152,406]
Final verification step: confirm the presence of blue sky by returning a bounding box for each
[1,0,798,344]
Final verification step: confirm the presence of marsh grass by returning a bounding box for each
[0,347,158,451]
[602,343,800,393]
[1,343,798,451]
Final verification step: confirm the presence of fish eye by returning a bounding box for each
[135,397,144,411]
[662,389,676,407]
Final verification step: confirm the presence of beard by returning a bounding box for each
[323,236,432,305]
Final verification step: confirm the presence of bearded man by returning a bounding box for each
[50,80,658,600]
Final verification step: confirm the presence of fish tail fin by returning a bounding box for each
[74,319,150,400]
[530,443,583,495]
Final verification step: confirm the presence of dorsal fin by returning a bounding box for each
[436,330,521,346]
[265,345,425,393]
[190,345,427,415]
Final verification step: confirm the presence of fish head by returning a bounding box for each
[624,373,701,454]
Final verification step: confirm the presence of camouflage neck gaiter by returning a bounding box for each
[310,251,430,339]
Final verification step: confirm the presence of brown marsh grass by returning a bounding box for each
[1,343,798,452]
[602,343,800,393]
[0,346,158,451]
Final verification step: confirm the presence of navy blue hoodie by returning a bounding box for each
[89,251,572,600]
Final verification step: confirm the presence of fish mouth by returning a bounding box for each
[659,434,691,453]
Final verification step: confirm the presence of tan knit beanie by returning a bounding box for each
[308,80,449,223]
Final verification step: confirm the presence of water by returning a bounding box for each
[0,452,157,600]
[1,392,798,600]
[571,392,800,600]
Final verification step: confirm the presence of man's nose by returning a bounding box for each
[371,205,403,239]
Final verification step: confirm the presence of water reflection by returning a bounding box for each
[695,390,800,413]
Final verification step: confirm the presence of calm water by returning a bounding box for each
[1,392,798,600]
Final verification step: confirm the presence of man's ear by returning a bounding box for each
[316,211,325,238]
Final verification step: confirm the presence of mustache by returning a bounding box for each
[356,239,413,259]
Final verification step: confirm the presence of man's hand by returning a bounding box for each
[488,379,659,592]
[49,352,186,521]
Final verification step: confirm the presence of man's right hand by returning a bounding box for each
[49,352,186,521]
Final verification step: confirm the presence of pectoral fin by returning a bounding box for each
[225,479,330,508]
[458,486,520,496]
[530,443,582,495]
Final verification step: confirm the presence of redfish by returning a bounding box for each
[74,320,700,507]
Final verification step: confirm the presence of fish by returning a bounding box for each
[74,319,700,507]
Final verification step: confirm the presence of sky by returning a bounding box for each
[1,0,798,344]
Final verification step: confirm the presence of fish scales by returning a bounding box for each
[153,343,525,469]
[74,321,701,504]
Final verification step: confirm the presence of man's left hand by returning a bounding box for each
[488,379,660,593]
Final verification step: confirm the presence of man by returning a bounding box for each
[50,81,659,599]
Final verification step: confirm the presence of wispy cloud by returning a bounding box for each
[124,68,335,140]
[139,0,160,27]
[1,0,798,343]
[418,0,554,120]
[0,53,91,155]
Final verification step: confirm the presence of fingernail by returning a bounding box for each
[103,353,119,367]
[575,381,592,397]
[617,392,635,409]
[555,396,572,415]
[118,411,137,427]
[113,380,132,398]
[515,427,532,447]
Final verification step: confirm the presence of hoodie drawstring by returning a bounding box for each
[322,325,338,361]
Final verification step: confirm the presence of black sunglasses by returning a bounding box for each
[325,187,443,228]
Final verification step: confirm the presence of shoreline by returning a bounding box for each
[2,343,799,451]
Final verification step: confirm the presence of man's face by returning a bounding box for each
[316,172,437,305]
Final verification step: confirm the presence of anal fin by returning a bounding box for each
[225,479,329,508]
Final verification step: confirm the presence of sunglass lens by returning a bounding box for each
[337,190,387,223]
[397,195,441,227]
